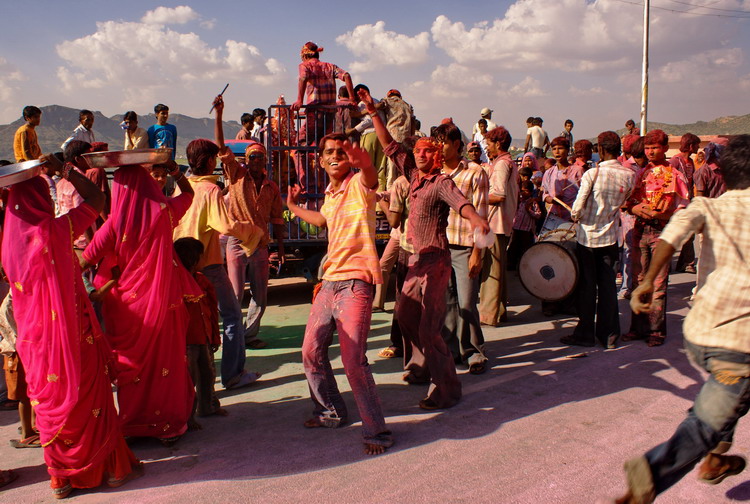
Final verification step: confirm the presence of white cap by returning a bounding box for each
[480,107,493,117]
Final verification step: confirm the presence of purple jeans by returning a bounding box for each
[226,238,269,343]
[302,279,391,446]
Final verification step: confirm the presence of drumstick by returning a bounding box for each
[552,196,573,213]
[209,83,230,113]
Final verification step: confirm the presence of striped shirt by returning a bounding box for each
[659,189,750,353]
[320,171,382,284]
[443,159,489,247]
[486,152,518,235]
[571,159,636,248]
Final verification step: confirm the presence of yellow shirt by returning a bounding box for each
[173,175,262,270]
[13,124,42,162]
[320,171,382,284]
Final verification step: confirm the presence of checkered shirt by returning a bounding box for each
[571,160,636,248]
[299,59,344,106]
[659,188,750,353]
[442,159,489,247]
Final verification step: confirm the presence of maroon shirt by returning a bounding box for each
[384,141,471,254]
[693,163,726,199]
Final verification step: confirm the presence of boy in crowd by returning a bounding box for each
[13,106,42,162]
[123,111,149,150]
[236,113,254,140]
[61,109,95,150]
[174,237,227,429]
[148,104,178,159]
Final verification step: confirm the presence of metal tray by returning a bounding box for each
[0,159,45,187]
[82,148,172,168]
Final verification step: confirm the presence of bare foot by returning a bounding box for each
[364,443,387,456]
[187,418,202,431]
[213,408,229,417]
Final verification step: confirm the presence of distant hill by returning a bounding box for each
[616,114,750,137]
[0,105,242,161]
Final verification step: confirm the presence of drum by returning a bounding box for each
[518,217,578,301]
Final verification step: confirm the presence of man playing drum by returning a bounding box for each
[562,131,636,348]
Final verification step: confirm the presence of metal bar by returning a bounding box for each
[640,0,650,135]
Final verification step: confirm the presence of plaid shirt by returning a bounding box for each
[442,159,489,247]
[659,188,750,353]
[571,159,636,248]
[299,59,344,106]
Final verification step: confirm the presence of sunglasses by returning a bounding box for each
[247,153,265,160]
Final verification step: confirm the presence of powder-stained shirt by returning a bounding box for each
[389,175,413,253]
[486,152,518,235]
[443,159,489,247]
[571,159,636,248]
[693,163,726,199]
[124,127,149,150]
[541,163,585,221]
[320,171,382,284]
[299,59,344,106]
[173,175,262,270]
[659,189,750,353]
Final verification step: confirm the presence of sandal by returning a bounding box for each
[377,346,402,359]
[52,483,73,500]
[303,416,345,429]
[0,469,18,489]
[469,361,487,375]
[10,434,42,449]
[647,333,666,347]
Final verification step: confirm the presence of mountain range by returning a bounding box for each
[1,105,748,161]
[0,105,243,161]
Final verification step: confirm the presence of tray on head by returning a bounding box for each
[82,148,172,168]
[0,159,45,188]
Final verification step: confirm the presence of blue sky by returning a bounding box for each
[1,0,749,139]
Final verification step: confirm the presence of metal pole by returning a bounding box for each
[640,0,650,134]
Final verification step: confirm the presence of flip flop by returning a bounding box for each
[377,347,402,359]
[10,434,41,448]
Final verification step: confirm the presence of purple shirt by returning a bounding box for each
[693,163,726,199]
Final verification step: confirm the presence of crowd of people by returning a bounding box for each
[0,40,748,504]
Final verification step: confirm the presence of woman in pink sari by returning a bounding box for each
[2,156,140,499]
[83,159,199,444]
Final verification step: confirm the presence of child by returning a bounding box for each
[508,180,542,270]
[174,237,226,428]
[61,110,96,150]
[13,106,42,162]
[236,112,254,140]
[148,104,178,159]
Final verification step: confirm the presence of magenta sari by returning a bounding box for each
[83,164,198,439]
[1,176,137,487]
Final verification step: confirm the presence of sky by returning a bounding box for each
[1,0,749,140]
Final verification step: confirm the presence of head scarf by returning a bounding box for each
[522,152,539,171]
[704,142,724,166]
[301,42,322,59]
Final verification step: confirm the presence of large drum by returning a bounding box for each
[518,218,578,301]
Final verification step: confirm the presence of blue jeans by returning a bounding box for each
[226,238,269,343]
[202,264,246,386]
[302,279,391,446]
[625,340,750,497]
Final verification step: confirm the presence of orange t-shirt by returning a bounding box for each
[13,124,42,162]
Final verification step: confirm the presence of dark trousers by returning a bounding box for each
[388,248,411,353]
[398,251,461,408]
[573,243,620,346]
[675,234,696,271]
[630,223,669,337]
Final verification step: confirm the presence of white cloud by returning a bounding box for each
[142,6,199,25]
[430,0,740,73]
[657,48,743,83]
[568,85,604,96]
[0,56,26,118]
[502,76,547,98]
[336,21,429,73]
[427,63,494,98]
[55,15,286,111]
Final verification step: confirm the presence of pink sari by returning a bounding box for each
[1,176,137,487]
[83,164,198,439]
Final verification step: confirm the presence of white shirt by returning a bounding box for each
[527,126,546,149]
[61,124,96,150]
[472,119,497,136]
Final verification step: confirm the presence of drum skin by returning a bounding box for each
[518,240,579,301]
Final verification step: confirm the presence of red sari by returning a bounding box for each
[83,164,199,439]
[1,176,137,489]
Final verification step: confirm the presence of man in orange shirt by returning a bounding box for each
[287,133,392,456]
[13,106,42,162]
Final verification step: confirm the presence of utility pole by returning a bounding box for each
[640,0,650,134]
